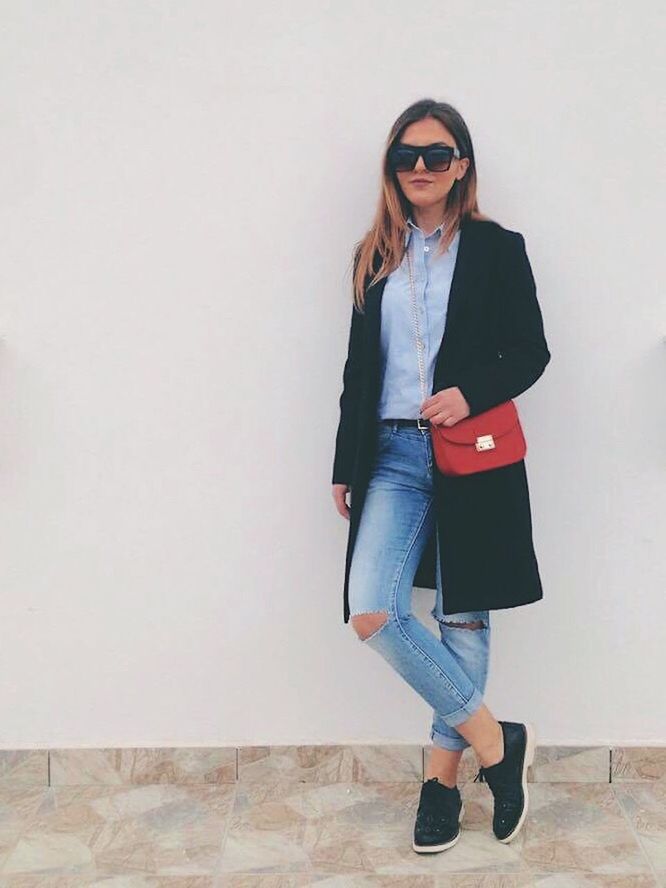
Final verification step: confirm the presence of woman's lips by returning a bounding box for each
[411,180,433,185]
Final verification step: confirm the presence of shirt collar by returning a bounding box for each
[404,216,446,246]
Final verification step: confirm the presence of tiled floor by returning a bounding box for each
[0,745,663,885]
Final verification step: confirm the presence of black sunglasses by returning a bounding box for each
[388,142,462,173]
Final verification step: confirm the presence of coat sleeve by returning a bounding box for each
[332,299,365,485]
[453,230,551,418]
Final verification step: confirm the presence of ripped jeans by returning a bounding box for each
[347,420,490,751]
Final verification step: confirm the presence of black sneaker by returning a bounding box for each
[412,776,465,854]
[473,720,536,843]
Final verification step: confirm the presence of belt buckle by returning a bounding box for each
[416,417,429,431]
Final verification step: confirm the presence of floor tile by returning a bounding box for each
[0,784,235,880]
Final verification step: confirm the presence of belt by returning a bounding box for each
[380,418,430,430]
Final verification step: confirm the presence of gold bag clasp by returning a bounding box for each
[475,434,495,452]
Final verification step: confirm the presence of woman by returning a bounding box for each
[331,99,551,854]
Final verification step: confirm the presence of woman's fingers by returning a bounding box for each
[431,411,457,427]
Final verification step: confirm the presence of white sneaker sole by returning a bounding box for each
[497,721,536,843]
[412,802,465,853]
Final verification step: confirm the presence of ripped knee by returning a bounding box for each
[350,611,389,641]
[443,619,486,630]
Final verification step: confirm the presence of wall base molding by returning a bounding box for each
[0,744,663,786]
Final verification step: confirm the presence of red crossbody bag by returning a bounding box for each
[405,245,526,476]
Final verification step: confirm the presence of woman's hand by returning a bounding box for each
[420,386,470,427]
[332,483,351,519]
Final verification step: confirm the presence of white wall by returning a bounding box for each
[0,1,663,748]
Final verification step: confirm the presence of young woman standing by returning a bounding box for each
[331,99,551,854]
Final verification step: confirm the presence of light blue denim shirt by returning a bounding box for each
[376,217,461,420]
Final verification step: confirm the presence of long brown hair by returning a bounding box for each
[351,98,493,311]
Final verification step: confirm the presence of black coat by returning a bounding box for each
[332,216,552,624]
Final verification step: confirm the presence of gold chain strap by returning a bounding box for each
[404,245,429,407]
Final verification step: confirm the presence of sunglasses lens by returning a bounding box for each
[388,146,416,171]
[425,148,453,171]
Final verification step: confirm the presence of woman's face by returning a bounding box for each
[393,118,469,211]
